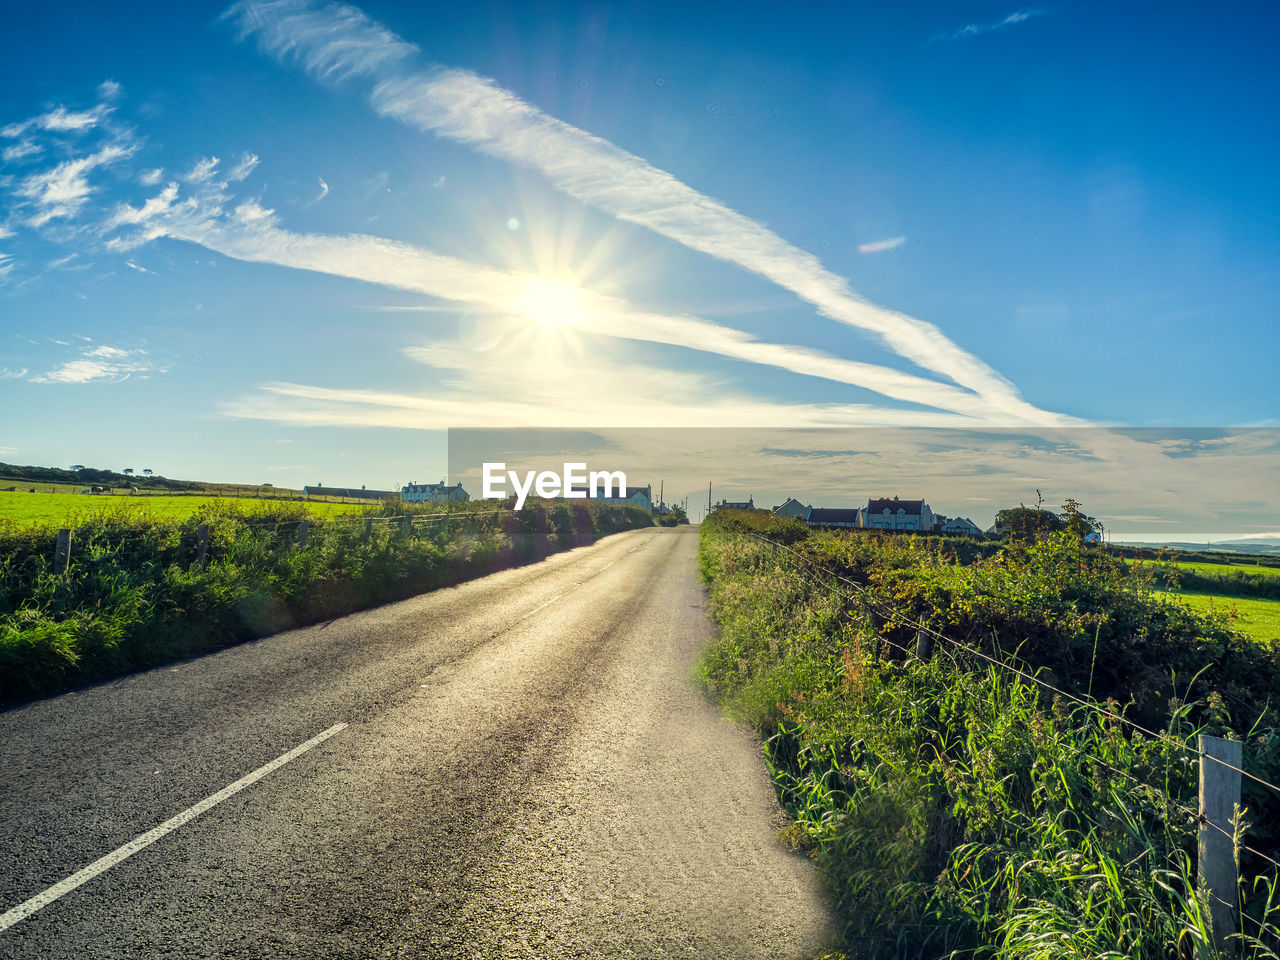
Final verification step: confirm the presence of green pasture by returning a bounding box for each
[0,491,367,529]
[1177,559,1280,578]
[1157,588,1280,642]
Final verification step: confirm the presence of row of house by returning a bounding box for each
[402,480,657,514]
[764,495,983,535]
[302,479,659,514]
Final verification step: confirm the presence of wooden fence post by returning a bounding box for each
[195,524,210,566]
[363,518,373,541]
[297,520,309,548]
[1198,734,1242,958]
[54,528,72,574]
[401,515,412,534]
[915,627,933,662]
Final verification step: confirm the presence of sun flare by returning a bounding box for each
[516,277,585,329]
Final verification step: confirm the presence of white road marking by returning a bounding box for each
[515,550,631,621]
[0,722,349,933]
[517,592,566,622]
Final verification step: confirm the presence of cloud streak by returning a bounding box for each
[225,0,1065,426]
[930,9,1046,43]
[29,344,154,384]
[121,191,1058,422]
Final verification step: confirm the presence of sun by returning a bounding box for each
[516,277,585,330]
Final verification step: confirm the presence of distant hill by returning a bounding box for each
[1115,540,1280,561]
[0,462,202,492]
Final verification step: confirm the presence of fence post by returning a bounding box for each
[195,524,210,566]
[401,515,412,534]
[1198,734,1242,958]
[54,528,72,574]
[363,518,373,541]
[297,520,309,548]
[915,627,933,662]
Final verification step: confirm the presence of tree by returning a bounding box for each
[994,506,1064,539]
[142,468,153,477]
[1059,498,1102,541]
[671,503,689,525]
[70,464,85,471]
[122,468,134,476]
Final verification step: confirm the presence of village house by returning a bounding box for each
[588,484,654,514]
[401,481,470,504]
[863,496,935,532]
[713,497,755,511]
[771,497,811,519]
[939,516,983,536]
[806,507,862,530]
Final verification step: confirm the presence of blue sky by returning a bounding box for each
[1,2,1278,528]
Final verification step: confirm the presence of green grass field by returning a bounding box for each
[1171,559,1280,578]
[0,491,368,528]
[1157,588,1280,642]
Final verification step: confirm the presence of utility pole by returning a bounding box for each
[707,482,712,514]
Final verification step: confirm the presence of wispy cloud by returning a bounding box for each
[314,176,329,201]
[226,0,1062,426]
[225,347,990,431]
[0,367,28,379]
[126,194,1035,420]
[930,9,1046,44]
[103,182,181,233]
[183,156,222,183]
[2,139,42,163]
[16,143,135,227]
[29,344,154,384]
[227,151,261,182]
[858,236,906,254]
[224,0,418,81]
[2,102,112,139]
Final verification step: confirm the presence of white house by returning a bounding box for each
[863,496,935,532]
[402,481,470,504]
[940,516,983,536]
[772,497,811,519]
[588,484,653,514]
[713,497,755,511]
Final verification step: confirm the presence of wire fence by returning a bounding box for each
[733,525,1280,946]
[743,527,1280,798]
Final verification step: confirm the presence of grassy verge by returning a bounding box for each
[0,498,651,706]
[698,509,1280,958]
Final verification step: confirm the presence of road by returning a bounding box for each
[0,526,834,958]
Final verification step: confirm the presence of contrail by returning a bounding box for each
[224,0,1068,425]
[163,215,1063,422]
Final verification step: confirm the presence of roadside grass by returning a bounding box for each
[698,509,1280,958]
[0,498,652,705]
[1157,588,1280,643]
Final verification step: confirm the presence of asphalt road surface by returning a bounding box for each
[0,526,834,959]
